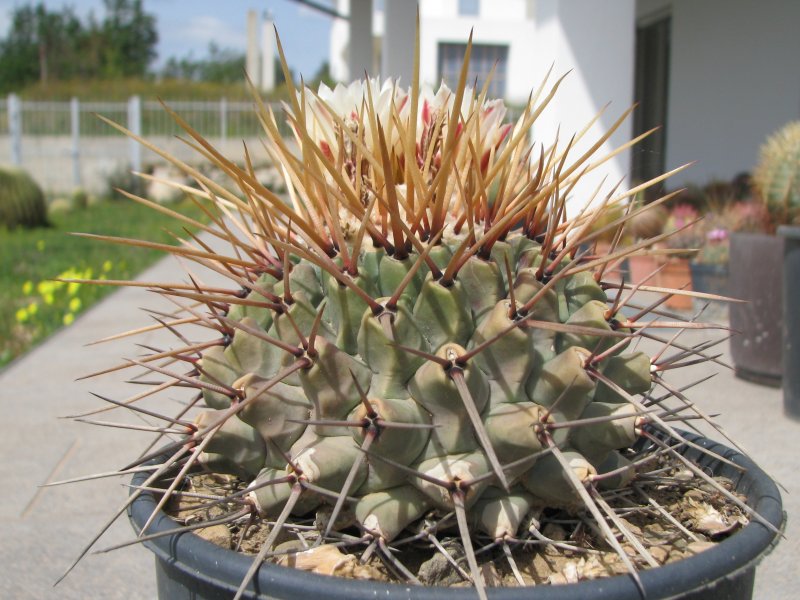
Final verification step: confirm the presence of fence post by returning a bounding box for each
[70,97,81,188]
[8,94,22,166]
[127,95,142,174]
[220,97,228,143]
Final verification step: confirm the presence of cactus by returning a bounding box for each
[58,37,778,600]
[0,166,48,229]
[753,120,800,227]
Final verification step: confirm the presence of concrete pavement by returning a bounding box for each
[0,253,194,599]
[0,252,797,599]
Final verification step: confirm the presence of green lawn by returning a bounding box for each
[0,199,209,368]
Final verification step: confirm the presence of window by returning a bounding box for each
[438,42,509,99]
[458,0,480,17]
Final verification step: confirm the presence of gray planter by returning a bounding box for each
[689,262,729,296]
[728,233,784,387]
[689,262,729,318]
[129,433,783,600]
[779,226,800,418]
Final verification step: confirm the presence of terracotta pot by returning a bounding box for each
[655,257,693,310]
[627,254,660,285]
[594,241,626,285]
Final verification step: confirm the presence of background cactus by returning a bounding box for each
[0,166,48,229]
[753,120,800,227]
[58,37,776,600]
[627,199,668,240]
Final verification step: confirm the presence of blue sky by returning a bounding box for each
[0,0,333,77]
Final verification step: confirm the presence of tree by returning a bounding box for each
[100,0,158,78]
[161,44,246,84]
[201,44,246,83]
[0,3,85,92]
[0,0,158,92]
[309,61,334,89]
[0,6,40,92]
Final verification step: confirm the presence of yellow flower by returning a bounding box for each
[67,281,81,296]
[36,240,45,252]
[37,280,54,295]
[63,313,75,326]
[22,281,33,295]
[15,307,29,323]
[69,297,82,312]
[43,293,55,305]
[102,260,113,272]
[27,302,38,315]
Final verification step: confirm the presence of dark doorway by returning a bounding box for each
[632,14,671,198]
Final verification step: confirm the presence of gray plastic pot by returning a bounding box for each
[728,232,784,387]
[128,432,783,600]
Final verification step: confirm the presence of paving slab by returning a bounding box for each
[0,252,204,600]
[1,252,796,599]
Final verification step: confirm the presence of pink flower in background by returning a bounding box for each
[669,204,699,228]
[707,228,728,242]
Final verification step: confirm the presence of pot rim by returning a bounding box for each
[128,432,784,599]
[778,225,800,239]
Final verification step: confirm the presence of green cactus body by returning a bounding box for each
[196,232,650,543]
[0,167,48,229]
[754,121,800,226]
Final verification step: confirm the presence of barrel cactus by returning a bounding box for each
[0,166,48,229]
[753,120,800,227]
[59,39,777,600]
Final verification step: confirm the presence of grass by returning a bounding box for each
[0,198,209,368]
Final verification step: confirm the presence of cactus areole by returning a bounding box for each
[63,33,782,600]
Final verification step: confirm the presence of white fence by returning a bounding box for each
[0,95,289,195]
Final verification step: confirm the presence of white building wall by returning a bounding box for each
[532,0,636,212]
[661,0,800,186]
[420,0,635,212]
[330,0,385,82]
